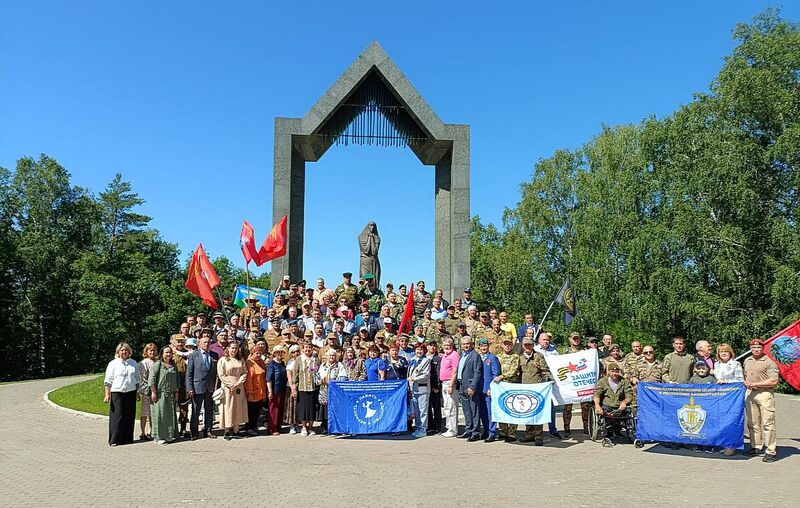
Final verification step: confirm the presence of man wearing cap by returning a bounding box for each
[662,336,695,384]
[593,362,633,443]
[396,284,408,305]
[462,288,475,309]
[331,319,351,348]
[222,295,237,320]
[518,336,551,445]
[210,330,229,358]
[239,297,260,329]
[299,302,315,332]
[412,324,427,345]
[358,274,385,314]
[381,317,397,343]
[497,337,521,442]
[334,272,359,309]
[263,317,284,350]
[457,336,484,441]
[227,314,246,343]
[444,305,462,335]
[561,332,592,437]
[428,320,449,346]
[397,334,415,362]
[271,293,288,318]
[413,281,431,318]
[275,275,292,298]
[418,308,434,338]
[469,312,490,341]
[486,319,509,356]
[743,338,780,462]
[319,332,343,362]
[191,313,209,336]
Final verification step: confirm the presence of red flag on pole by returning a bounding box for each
[185,244,220,308]
[256,215,287,265]
[240,220,259,265]
[397,283,415,335]
[763,319,800,391]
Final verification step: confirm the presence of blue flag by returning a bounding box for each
[636,382,745,449]
[328,380,408,435]
[232,284,273,309]
[490,381,553,425]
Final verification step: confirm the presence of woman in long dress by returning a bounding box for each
[138,343,157,441]
[217,342,249,440]
[148,346,179,444]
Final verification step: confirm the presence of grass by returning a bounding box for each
[48,375,142,418]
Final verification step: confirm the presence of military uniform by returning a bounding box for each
[520,350,552,443]
[334,283,359,309]
[622,352,645,380]
[443,315,461,335]
[561,344,592,436]
[661,351,695,383]
[386,303,403,322]
[594,376,633,410]
[358,286,385,314]
[485,330,507,356]
[413,290,431,318]
[497,350,521,439]
[636,360,663,382]
[239,305,259,329]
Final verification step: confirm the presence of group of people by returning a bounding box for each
[103,272,781,463]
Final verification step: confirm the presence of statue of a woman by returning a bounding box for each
[358,221,381,286]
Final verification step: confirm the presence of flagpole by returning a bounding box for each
[539,299,557,330]
[215,286,231,324]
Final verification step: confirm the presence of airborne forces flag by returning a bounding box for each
[555,278,577,325]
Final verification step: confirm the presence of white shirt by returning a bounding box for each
[104,358,138,393]
[715,360,744,383]
[535,344,559,357]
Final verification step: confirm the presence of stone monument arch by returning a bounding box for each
[272,41,470,301]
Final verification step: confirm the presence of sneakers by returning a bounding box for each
[412,430,426,438]
[307,430,316,436]
[744,447,764,456]
[155,439,166,445]
[300,428,308,437]
[563,430,572,439]
[762,453,776,463]
[440,431,457,438]
[289,427,298,435]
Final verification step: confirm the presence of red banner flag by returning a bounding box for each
[397,283,415,335]
[256,215,287,265]
[240,220,259,265]
[763,319,800,391]
[185,244,220,308]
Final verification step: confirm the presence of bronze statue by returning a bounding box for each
[358,221,381,286]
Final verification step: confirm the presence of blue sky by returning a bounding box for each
[2,1,795,290]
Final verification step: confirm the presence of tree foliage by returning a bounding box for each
[471,10,800,356]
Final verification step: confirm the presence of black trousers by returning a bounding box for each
[246,400,265,430]
[428,389,443,432]
[191,391,215,436]
[109,390,137,445]
[459,391,480,436]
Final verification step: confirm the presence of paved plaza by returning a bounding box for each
[1,376,798,507]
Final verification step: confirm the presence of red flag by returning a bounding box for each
[256,215,287,265]
[398,283,415,335]
[185,244,219,308]
[239,220,258,265]
[763,319,800,391]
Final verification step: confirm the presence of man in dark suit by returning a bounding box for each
[456,335,484,441]
[186,331,219,439]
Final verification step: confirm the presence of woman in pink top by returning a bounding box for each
[439,337,461,437]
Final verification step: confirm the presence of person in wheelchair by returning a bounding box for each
[593,362,634,441]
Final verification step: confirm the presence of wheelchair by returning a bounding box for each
[588,406,639,447]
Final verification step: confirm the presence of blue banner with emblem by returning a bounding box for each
[328,380,408,435]
[232,284,273,309]
[489,381,553,425]
[636,382,746,449]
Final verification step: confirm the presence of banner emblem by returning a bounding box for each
[677,396,707,436]
[499,389,545,419]
[354,393,385,426]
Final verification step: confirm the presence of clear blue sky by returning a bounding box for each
[2,1,795,290]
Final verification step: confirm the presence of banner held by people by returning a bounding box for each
[489,381,553,425]
[232,284,273,309]
[636,382,746,449]
[545,348,599,405]
[328,380,407,435]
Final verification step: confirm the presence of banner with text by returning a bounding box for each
[545,349,599,404]
[490,381,553,425]
[636,382,746,449]
[328,380,407,435]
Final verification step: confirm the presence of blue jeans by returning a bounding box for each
[411,389,430,433]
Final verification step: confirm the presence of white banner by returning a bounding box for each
[489,381,553,425]
[544,349,599,404]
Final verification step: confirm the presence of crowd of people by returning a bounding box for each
[103,272,781,462]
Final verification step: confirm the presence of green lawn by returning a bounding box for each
[48,375,142,418]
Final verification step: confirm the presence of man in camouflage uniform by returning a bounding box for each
[496,338,521,442]
[386,292,403,322]
[427,320,449,347]
[519,337,551,445]
[443,305,462,335]
[469,312,490,341]
[357,274,385,313]
[418,308,434,338]
[623,341,645,380]
[487,319,509,356]
[561,332,592,437]
[221,295,237,320]
[593,362,634,444]
[334,272,359,309]
[463,305,480,330]
[239,297,260,329]
[271,293,288,319]
[413,280,431,318]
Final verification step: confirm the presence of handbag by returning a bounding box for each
[211,377,223,404]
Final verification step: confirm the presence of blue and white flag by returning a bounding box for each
[328,380,408,435]
[490,381,553,425]
[232,284,273,309]
[636,382,746,449]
